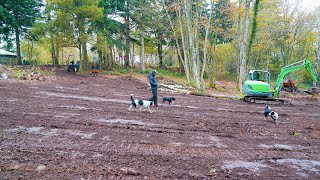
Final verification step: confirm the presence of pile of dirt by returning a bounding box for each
[0,64,13,79]
[0,65,55,81]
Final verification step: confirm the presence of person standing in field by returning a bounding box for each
[148,70,158,106]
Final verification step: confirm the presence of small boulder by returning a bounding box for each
[36,165,46,171]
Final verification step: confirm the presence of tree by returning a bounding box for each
[238,0,252,92]
[247,0,260,67]
[0,0,43,64]
[207,0,234,87]
[46,0,103,72]
[124,0,130,66]
[131,0,170,69]
[95,0,126,67]
[164,0,217,90]
[316,6,320,77]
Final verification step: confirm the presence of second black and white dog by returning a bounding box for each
[263,106,279,124]
[129,94,153,113]
[162,97,176,105]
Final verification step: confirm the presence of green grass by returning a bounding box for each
[101,66,188,84]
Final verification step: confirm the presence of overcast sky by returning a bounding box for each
[229,0,320,12]
[302,0,320,11]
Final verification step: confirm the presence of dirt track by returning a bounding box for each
[0,69,320,179]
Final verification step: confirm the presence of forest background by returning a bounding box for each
[1,0,320,91]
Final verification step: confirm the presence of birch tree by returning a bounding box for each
[316,7,320,76]
[164,0,214,90]
[238,0,252,92]
[200,2,214,89]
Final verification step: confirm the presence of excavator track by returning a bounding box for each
[244,96,286,105]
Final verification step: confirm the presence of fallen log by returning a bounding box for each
[189,91,242,100]
[160,83,190,93]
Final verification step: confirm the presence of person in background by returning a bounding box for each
[148,70,158,106]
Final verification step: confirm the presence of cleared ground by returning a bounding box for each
[0,68,319,179]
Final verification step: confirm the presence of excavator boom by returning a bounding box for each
[273,59,319,97]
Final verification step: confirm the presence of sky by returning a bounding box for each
[300,0,320,12]
[229,0,320,12]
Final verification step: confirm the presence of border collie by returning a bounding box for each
[129,94,153,113]
[162,97,176,105]
[263,106,279,124]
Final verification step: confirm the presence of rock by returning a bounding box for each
[120,167,139,176]
[1,73,8,80]
[36,165,46,171]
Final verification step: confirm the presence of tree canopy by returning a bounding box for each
[0,0,43,64]
[0,0,319,90]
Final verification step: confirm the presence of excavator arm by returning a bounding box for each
[273,59,319,97]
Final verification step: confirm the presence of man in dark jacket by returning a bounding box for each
[148,70,158,106]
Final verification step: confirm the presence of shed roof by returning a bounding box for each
[0,49,17,56]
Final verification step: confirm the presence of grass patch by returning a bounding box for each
[8,66,56,79]
[101,66,188,85]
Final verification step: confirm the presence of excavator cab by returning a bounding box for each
[244,70,272,98]
[248,70,270,83]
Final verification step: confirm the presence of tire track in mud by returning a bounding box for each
[1,74,320,178]
[31,90,320,120]
[3,124,317,164]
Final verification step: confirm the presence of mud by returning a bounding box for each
[0,68,319,179]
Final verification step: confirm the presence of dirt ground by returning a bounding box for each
[0,68,320,179]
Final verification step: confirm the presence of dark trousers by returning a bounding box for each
[149,88,158,105]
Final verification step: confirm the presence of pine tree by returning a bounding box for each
[0,0,43,64]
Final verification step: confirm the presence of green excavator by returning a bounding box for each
[243,59,320,104]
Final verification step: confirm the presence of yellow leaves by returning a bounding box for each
[253,43,266,52]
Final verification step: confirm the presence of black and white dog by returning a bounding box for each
[162,96,176,105]
[129,94,153,113]
[263,106,279,124]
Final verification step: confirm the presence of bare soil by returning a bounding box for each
[0,68,319,179]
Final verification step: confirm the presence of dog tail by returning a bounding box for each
[130,94,136,107]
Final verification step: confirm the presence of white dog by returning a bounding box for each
[129,94,153,113]
[263,106,279,124]
[269,111,279,124]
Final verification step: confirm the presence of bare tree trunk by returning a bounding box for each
[185,0,201,89]
[97,34,103,68]
[61,47,64,65]
[316,33,320,77]
[79,20,85,74]
[110,46,114,66]
[236,0,243,91]
[98,49,103,67]
[201,2,214,89]
[239,0,252,92]
[177,2,190,82]
[124,0,130,67]
[51,40,55,65]
[27,40,34,64]
[131,42,135,67]
[177,41,185,74]
[79,43,83,74]
[141,31,145,71]
[157,33,163,67]
[82,42,88,63]
[55,43,59,66]
[15,27,22,65]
